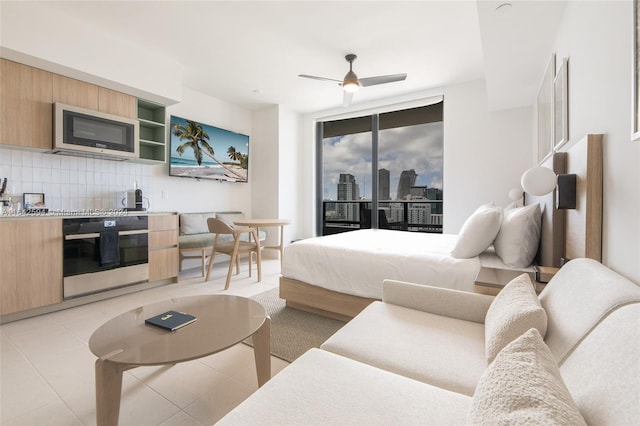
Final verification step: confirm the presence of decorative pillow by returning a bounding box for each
[469,328,586,425]
[484,273,547,363]
[215,212,245,227]
[493,203,542,268]
[450,203,502,258]
[179,213,215,235]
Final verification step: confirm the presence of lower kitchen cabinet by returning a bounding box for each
[0,219,63,315]
[148,214,179,283]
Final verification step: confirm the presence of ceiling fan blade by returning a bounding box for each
[343,91,354,107]
[298,74,342,84]
[359,73,407,87]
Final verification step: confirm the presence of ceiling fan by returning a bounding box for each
[299,54,407,107]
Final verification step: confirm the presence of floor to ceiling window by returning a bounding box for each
[317,100,444,235]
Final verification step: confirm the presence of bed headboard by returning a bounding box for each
[525,134,603,267]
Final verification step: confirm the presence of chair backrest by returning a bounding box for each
[207,217,234,235]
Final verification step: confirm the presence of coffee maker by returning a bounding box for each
[124,189,144,211]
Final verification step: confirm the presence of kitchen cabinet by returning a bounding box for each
[98,87,136,119]
[148,214,179,283]
[137,99,167,163]
[0,219,63,315]
[52,74,99,111]
[1,59,136,151]
[53,75,136,119]
[0,59,53,149]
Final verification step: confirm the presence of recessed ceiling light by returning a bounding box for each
[496,3,512,13]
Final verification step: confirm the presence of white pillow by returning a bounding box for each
[469,328,586,425]
[484,273,547,363]
[450,203,502,258]
[493,203,542,268]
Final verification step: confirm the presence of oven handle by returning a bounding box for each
[64,229,148,240]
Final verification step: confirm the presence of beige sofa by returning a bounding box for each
[218,258,640,425]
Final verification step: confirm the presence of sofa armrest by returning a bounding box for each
[382,279,494,323]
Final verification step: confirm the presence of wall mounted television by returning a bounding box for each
[169,115,249,183]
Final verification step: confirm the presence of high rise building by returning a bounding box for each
[337,173,360,221]
[378,168,390,201]
[396,169,417,200]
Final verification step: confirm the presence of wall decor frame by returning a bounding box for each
[554,57,569,150]
[633,0,640,140]
[537,54,555,163]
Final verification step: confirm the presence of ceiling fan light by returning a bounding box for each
[343,80,360,93]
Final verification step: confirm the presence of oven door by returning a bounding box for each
[63,229,149,299]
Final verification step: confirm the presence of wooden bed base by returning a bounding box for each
[279,276,377,322]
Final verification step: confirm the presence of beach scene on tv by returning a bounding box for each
[169,115,249,182]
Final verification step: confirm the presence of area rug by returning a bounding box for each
[245,288,346,362]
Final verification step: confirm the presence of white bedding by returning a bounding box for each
[282,229,489,299]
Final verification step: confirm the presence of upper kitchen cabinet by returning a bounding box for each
[98,87,136,119]
[0,59,53,149]
[53,74,136,119]
[137,99,167,163]
[52,74,99,110]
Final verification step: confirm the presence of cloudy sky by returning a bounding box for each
[322,121,443,200]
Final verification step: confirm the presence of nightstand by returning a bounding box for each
[474,266,558,296]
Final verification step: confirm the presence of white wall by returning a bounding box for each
[152,88,253,214]
[551,1,639,282]
[251,105,301,251]
[443,80,533,233]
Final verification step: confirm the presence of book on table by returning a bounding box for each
[145,310,197,331]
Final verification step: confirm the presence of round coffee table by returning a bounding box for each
[89,295,270,426]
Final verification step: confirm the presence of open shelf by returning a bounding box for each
[137,99,166,163]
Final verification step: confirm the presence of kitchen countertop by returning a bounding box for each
[0,210,177,220]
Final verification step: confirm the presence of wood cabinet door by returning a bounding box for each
[52,74,99,110]
[149,248,179,282]
[98,87,136,119]
[0,59,53,149]
[0,219,63,315]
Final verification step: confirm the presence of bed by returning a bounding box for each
[280,134,603,321]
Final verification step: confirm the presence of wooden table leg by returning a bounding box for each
[95,356,129,426]
[252,316,271,387]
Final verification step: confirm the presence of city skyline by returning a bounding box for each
[322,121,443,200]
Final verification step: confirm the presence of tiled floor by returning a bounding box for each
[0,258,290,426]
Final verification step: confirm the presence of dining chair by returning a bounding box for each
[205,217,262,290]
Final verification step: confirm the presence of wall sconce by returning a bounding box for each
[520,166,576,210]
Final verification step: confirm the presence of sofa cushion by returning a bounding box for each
[217,348,472,425]
[469,328,586,425]
[321,301,486,396]
[215,212,245,227]
[451,203,502,258]
[179,212,216,235]
[484,273,547,363]
[559,303,640,425]
[539,258,640,363]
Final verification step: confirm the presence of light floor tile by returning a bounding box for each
[0,259,289,426]
[2,399,83,426]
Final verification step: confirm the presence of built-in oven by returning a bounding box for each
[62,216,148,300]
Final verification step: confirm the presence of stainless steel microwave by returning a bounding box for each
[53,102,139,159]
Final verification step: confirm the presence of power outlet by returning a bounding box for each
[161,190,169,200]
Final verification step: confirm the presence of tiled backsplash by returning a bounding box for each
[0,147,152,211]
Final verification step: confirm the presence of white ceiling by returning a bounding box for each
[2,1,566,114]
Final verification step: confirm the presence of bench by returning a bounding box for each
[178,211,265,276]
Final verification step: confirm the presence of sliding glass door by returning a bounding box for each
[317,101,443,235]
